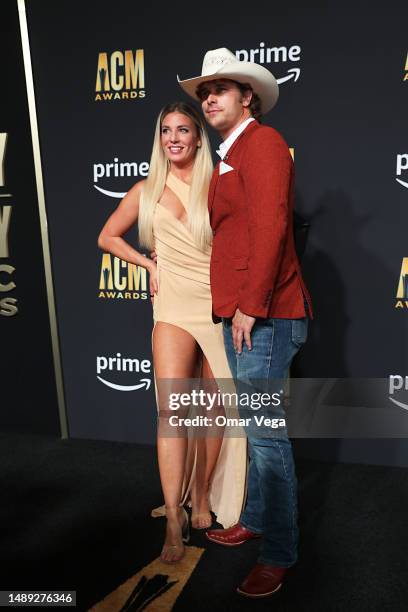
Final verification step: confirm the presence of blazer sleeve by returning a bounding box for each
[237,128,292,318]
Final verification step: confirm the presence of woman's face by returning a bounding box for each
[161,112,201,167]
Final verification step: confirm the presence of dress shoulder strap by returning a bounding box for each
[166,172,190,209]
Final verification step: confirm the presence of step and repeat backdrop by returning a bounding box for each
[7,1,408,462]
[0,0,61,435]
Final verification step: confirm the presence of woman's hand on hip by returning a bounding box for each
[149,263,158,305]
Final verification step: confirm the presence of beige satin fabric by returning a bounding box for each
[151,172,247,528]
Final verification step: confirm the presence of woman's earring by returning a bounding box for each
[197,142,201,148]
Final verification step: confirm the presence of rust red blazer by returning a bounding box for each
[209,120,312,320]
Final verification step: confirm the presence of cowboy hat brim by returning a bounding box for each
[177,61,279,114]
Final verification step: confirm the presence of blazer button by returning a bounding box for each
[213,230,216,236]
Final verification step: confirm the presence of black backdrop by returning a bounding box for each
[0,0,59,435]
[19,0,408,462]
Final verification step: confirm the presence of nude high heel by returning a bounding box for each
[191,511,212,530]
[160,507,190,564]
[191,489,212,529]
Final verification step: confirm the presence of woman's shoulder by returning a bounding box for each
[128,178,146,196]
[123,178,146,206]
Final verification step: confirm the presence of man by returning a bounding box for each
[178,48,312,598]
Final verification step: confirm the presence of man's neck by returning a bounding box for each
[219,110,252,141]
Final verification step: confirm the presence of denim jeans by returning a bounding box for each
[222,316,308,567]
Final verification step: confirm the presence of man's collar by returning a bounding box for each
[216,117,255,159]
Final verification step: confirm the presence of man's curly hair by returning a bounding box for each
[235,81,262,122]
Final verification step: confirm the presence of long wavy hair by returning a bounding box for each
[138,102,213,251]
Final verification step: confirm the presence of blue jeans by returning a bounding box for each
[222,316,308,567]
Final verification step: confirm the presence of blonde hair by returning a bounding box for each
[138,102,213,251]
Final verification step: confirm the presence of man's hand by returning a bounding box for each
[232,308,256,353]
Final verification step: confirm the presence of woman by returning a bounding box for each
[98,102,246,563]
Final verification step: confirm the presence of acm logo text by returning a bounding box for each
[95,50,145,101]
[99,253,148,300]
[395,258,408,309]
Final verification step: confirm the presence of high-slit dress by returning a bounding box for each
[151,172,246,528]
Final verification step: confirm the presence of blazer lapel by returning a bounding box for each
[208,159,221,215]
[208,121,259,215]
[223,120,258,162]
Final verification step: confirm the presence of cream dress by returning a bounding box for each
[151,172,246,528]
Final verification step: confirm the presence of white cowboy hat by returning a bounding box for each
[177,47,279,114]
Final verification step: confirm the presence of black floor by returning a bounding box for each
[1,432,408,611]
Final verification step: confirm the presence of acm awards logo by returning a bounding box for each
[0,133,18,317]
[396,154,408,189]
[93,158,149,198]
[97,353,152,391]
[235,42,301,85]
[95,49,146,102]
[395,258,408,309]
[98,253,148,300]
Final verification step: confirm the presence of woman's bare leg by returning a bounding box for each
[153,322,198,562]
[191,355,224,529]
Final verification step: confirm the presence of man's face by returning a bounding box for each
[197,79,252,136]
